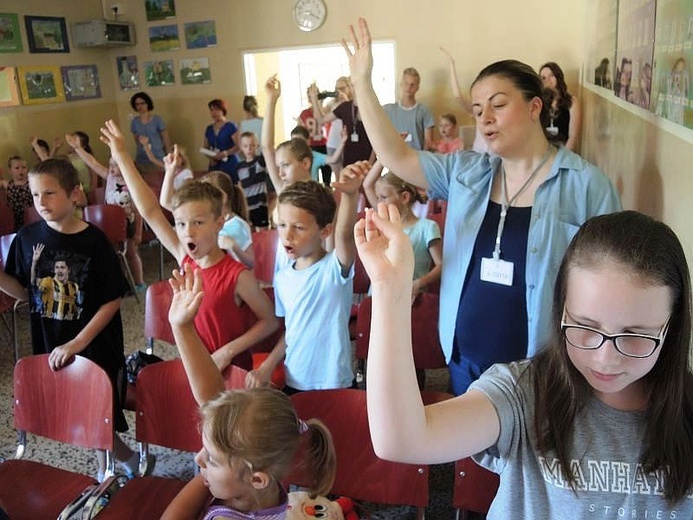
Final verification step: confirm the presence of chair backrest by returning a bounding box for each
[89,186,106,205]
[288,389,430,507]
[251,229,278,285]
[136,359,249,452]
[356,294,445,369]
[23,205,41,226]
[83,204,127,244]
[0,233,15,268]
[144,280,175,346]
[0,205,14,235]
[453,458,500,514]
[13,354,114,451]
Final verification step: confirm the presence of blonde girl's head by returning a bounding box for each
[375,171,427,212]
[201,171,249,222]
[275,138,313,185]
[200,388,336,497]
[438,113,458,139]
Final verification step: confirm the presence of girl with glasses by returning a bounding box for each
[356,206,693,518]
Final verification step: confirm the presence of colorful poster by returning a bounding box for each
[0,13,23,53]
[61,65,101,101]
[145,0,176,21]
[0,66,21,107]
[148,24,180,52]
[184,21,217,49]
[651,0,693,128]
[180,57,211,85]
[144,60,174,87]
[18,65,66,105]
[116,55,139,90]
[584,0,618,88]
[615,0,657,109]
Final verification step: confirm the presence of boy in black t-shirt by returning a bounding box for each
[236,131,271,228]
[0,158,149,482]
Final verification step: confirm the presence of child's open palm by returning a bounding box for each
[342,18,374,88]
[355,204,415,286]
[332,160,369,195]
[168,265,204,327]
[99,119,128,156]
[65,133,82,150]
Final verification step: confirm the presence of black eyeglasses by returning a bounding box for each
[561,308,670,359]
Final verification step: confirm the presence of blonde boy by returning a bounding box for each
[100,120,278,373]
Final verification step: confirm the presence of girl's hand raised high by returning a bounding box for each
[354,203,415,288]
[341,18,374,89]
[168,264,204,328]
[99,119,128,155]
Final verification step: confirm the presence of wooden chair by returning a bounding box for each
[92,361,250,519]
[251,228,278,286]
[83,204,140,303]
[23,205,41,226]
[453,458,500,519]
[0,355,116,519]
[287,388,432,519]
[0,233,25,362]
[356,293,446,388]
[0,205,14,235]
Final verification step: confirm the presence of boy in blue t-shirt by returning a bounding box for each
[247,162,369,391]
[236,131,271,228]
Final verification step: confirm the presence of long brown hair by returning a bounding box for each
[532,211,693,503]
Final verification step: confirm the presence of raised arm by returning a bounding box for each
[100,120,185,264]
[261,75,285,194]
[168,265,225,405]
[356,204,500,464]
[342,20,426,189]
[138,135,165,169]
[566,95,582,152]
[332,160,369,270]
[362,159,384,208]
[65,133,109,180]
[308,84,338,127]
[440,47,473,114]
[158,145,179,211]
[29,136,50,162]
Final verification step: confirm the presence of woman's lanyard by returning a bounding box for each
[492,146,552,261]
[350,103,359,142]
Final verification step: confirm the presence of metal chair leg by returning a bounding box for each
[117,252,140,304]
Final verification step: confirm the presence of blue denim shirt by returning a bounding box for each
[420,146,622,362]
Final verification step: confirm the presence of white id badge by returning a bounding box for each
[403,132,412,142]
[480,257,514,286]
[351,132,359,142]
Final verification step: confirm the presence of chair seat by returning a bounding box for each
[93,476,187,519]
[0,459,96,518]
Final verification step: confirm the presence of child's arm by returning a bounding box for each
[217,235,254,269]
[308,84,338,127]
[412,234,442,301]
[356,204,499,464]
[160,474,210,520]
[332,160,370,271]
[49,298,121,371]
[158,146,179,212]
[362,159,384,208]
[260,75,285,194]
[51,136,65,157]
[29,136,50,162]
[209,270,278,371]
[65,134,109,180]
[246,333,286,389]
[0,271,27,301]
[138,135,165,168]
[440,47,473,115]
[100,120,186,264]
[325,125,348,166]
[74,183,88,209]
[168,265,225,405]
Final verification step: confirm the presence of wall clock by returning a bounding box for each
[294,0,327,32]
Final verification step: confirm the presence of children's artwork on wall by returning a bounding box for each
[180,57,211,85]
[0,66,21,107]
[117,55,140,90]
[18,65,65,105]
[148,24,180,52]
[24,15,69,54]
[0,13,23,53]
[184,21,216,49]
[584,0,617,89]
[145,0,176,22]
[61,65,101,101]
[144,60,175,87]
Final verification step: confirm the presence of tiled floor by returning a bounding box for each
[0,244,456,518]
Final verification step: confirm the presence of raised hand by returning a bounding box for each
[32,243,45,262]
[163,144,179,173]
[264,74,281,101]
[99,119,128,156]
[439,46,455,66]
[168,264,204,327]
[65,133,82,150]
[332,160,369,195]
[341,18,374,88]
[354,204,415,286]
[138,135,150,147]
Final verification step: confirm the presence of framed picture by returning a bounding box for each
[0,66,21,107]
[180,57,211,85]
[145,0,176,22]
[184,21,216,49]
[148,24,180,52]
[116,55,140,90]
[61,65,101,101]
[24,15,69,53]
[18,65,65,105]
[144,60,175,87]
[0,13,23,53]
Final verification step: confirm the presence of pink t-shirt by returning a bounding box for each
[435,137,464,154]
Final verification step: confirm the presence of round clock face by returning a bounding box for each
[294,0,327,32]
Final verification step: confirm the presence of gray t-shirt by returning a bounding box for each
[383,102,434,150]
[469,361,693,519]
